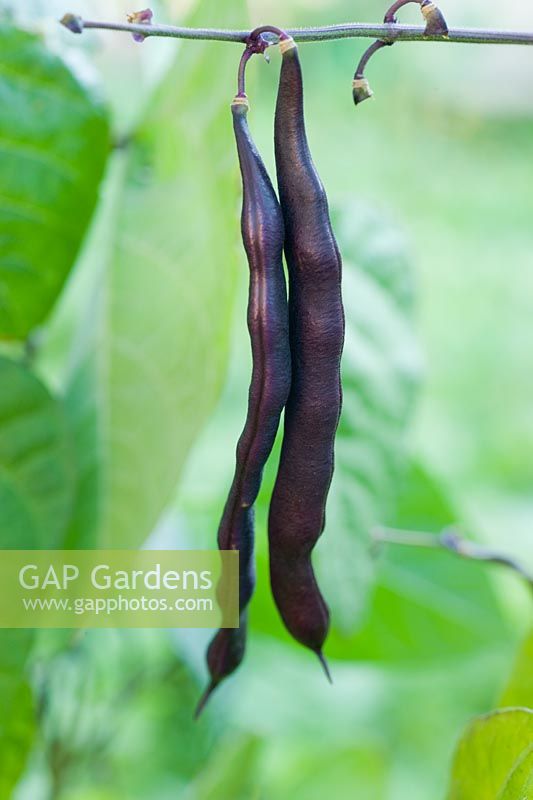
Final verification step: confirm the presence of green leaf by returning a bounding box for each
[501,629,533,709]
[499,747,533,800]
[0,355,75,547]
[0,25,110,340]
[316,202,422,629]
[0,630,35,798]
[44,0,246,547]
[327,462,511,662]
[447,708,533,800]
[332,200,415,313]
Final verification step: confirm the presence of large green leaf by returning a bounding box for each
[315,202,422,629]
[42,0,246,547]
[327,463,511,662]
[0,630,35,798]
[447,708,533,800]
[499,748,533,800]
[0,355,75,547]
[0,25,109,340]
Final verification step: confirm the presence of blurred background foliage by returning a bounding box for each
[0,0,532,797]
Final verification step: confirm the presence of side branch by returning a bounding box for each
[373,525,533,592]
[60,16,533,46]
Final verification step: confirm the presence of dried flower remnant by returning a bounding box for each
[352,77,374,105]
[127,8,153,42]
[421,1,449,36]
[60,13,84,34]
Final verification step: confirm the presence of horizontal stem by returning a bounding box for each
[373,525,533,591]
[65,17,533,46]
[81,19,248,41]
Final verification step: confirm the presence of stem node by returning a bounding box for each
[60,12,83,34]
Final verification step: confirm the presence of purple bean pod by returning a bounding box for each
[269,37,344,675]
[196,93,290,716]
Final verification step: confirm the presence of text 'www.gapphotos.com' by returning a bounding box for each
[22,595,214,616]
